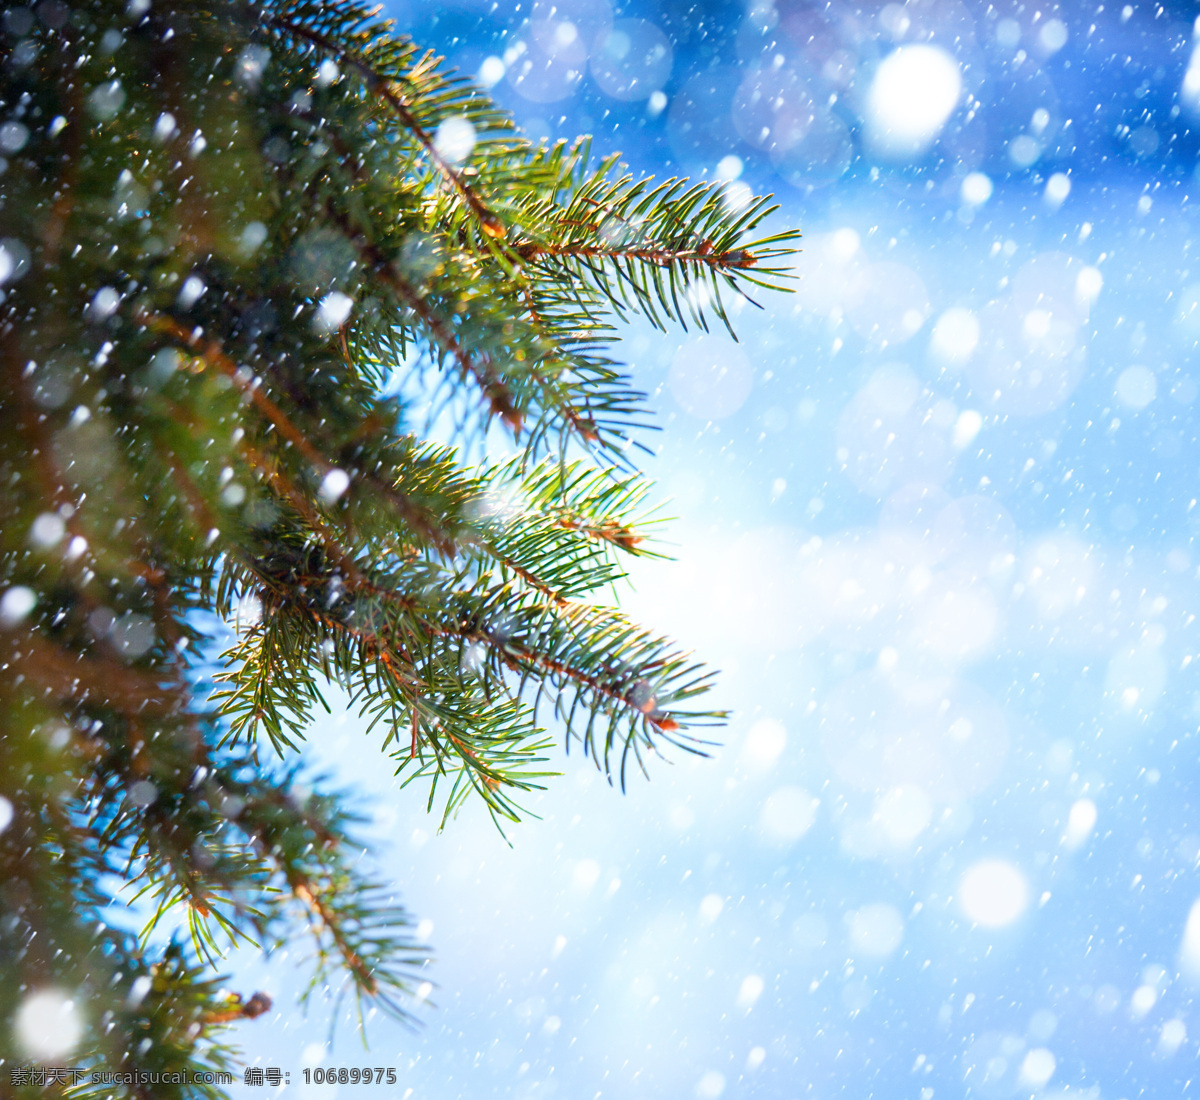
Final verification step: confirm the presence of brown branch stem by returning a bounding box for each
[319,201,522,432]
[513,240,758,269]
[290,877,378,995]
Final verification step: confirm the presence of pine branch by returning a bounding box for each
[0,0,801,1080]
[261,2,508,238]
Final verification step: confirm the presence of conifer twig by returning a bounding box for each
[263,12,507,238]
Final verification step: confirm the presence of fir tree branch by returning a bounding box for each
[139,310,459,551]
[0,0,801,1074]
[513,239,761,270]
[260,7,507,239]
[317,200,524,431]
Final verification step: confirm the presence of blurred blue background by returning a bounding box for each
[224,2,1200,1096]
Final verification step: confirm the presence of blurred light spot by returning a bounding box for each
[866,45,962,158]
[716,154,743,181]
[699,894,724,923]
[506,0,611,104]
[1115,365,1157,409]
[847,903,905,956]
[237,45,269,87]
[736,974,764,1011]
[125,975,152,1009]
[829,227,860,263]
[1063,798,1097,851]
[696,1070,726,1099]
[743,718,787,768]
[874,786,932,846]
[0,238,28,285]
[1039,19,1068,52]
[733,65,815,153]
[1044,173,1071,208]
[88,286,121,321]
[0,796,11,834]
[960,172,993,206]
[87,79,125,120]
[4,582,41,628]
[879,3,911,39]
[1129,126,1159,157]
[314,291,354,335]
[996,19,1021,47]
[15,990,82,1060]
[952,409,983,448]
[591,18,672,101]
[1075,265,1103,304]
[316,58,339,87]
[479,56,506,87]
[416,918,435,941]
[543,1014,562,1035]
[29,512,65,549]
[1159,1019,1187,1057]
[240,221,268,254]
[1008,137,1036,171]
[301,1043,327,1066]
[150,112,180,146]
[1183,45,1200,115]
[1018,1048,1056,1087]
[319,467,351,503]
[959,859,1029,927]
[1180,899,1200,980]
[127,780,157,808]
[1131,984,1157,1018]
[466,481,526,526]
[771,107,854,187]
[721,179,753,213]
[759,786,819,844]
[433,116,476,164]
[572,858,601,892]
[0,120,28,153]
[1008,135,1041,168]
[931,307,981,365]
[1022,308,1051,341]
[746,1046,766,1070]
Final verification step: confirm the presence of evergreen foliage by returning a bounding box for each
[0,0,799,1090]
